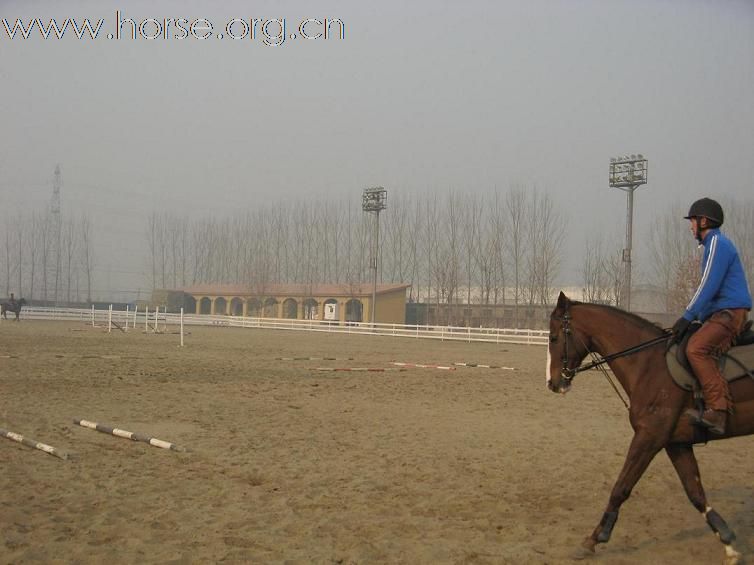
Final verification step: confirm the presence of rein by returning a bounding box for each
[565,333,671,377]
[557,309,671,409]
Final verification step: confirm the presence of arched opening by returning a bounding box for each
[184,295,197,314]
[230,297,244,316]
[323,298,338,322]
[345,299,363,323]
[303,298,318,320]
[263,297,278,318]
[247,299,262,317]
[214,297,227,315]
[282,298,298,319]
[200,297,212,315]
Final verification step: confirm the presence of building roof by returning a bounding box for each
[180,283,410,298]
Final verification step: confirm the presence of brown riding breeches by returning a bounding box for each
[686,308,748,411]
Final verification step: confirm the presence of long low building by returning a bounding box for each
[154,283,410,325]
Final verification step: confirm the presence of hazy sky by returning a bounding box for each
[1,0,753,300]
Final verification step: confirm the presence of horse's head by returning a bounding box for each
[546,292,592,394]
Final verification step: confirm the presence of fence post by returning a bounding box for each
[180,307,184,347]
[108,304,112,333]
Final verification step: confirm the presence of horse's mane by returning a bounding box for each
[570,300,666,336]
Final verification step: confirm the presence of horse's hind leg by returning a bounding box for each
[666,443,741,564]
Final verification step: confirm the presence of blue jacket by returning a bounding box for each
[683,228,752,322]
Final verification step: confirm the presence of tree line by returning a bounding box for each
[145,187,565,325]
[5,190,752,319]
[145,190,754,321]
[2,210,95,304]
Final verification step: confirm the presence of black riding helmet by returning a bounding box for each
[684,197,724,227]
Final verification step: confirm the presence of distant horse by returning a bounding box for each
[1,298,26,321]
[547,292,754,564]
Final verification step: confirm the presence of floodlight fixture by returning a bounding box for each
[362,186,387,212]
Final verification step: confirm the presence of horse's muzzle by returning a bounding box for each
[547,379,571,394]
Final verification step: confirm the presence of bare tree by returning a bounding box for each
[667,251,701,314]
[422,197,440,320]
[437,191,461,322]
[79,214,95,303]
[14,214,24,298]
[604,248,625,307]
[62,217,77,304]
[725,197,754,286]
[474,199,498,306]
[535,191,566,305]
[407,197,423,302]
[646,204,696,312]
[504,188,526,323]
[582,236,604,303]
[461,194,481,306]
[146,212,159,290]
[3,218,15,296]
[27,213,41,300]
[39,211,52,302]
[582,234,621,304]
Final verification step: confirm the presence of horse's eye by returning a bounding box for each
[550,335,558,343]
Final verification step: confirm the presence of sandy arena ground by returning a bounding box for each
[1,319,753,564]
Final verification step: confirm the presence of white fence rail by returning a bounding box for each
[11,306,548,346]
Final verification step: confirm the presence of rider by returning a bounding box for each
[8,293,16,308]
[671,198,752,434]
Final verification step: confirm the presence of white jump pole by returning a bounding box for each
[145,306,149,332]
[91,304,95,327]
[108,304,113,333]
[133,305,138,329]
[125,305,129,332]
[180,307,184,347]
[154,306,159,332]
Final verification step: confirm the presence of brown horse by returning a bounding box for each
[1,297,26,321]
[547,292,754,564]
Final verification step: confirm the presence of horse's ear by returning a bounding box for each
[556,291,570,309]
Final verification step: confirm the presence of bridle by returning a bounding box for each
[555,309,579,383]
[552,304,671,409]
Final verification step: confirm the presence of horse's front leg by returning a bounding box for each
[580,430,665,554]
[666,443,741,564]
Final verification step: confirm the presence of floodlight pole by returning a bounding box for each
[609,155,648,311]
[623,187,636,310]
[362,187,387,325]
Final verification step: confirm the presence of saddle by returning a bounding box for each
[666,320,754,392]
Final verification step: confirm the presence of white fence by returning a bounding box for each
[11,306,548,346]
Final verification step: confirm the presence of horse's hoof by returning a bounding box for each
[571,538,596,560]
[723,544,741,565]
[571,546,595,560]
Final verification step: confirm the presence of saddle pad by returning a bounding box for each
[666,342,754,391]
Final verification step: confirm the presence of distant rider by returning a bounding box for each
[670,198,752,434]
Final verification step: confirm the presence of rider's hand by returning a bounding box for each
[670,317,691,344]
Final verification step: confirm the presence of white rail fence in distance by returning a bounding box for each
[14,306,548,346]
